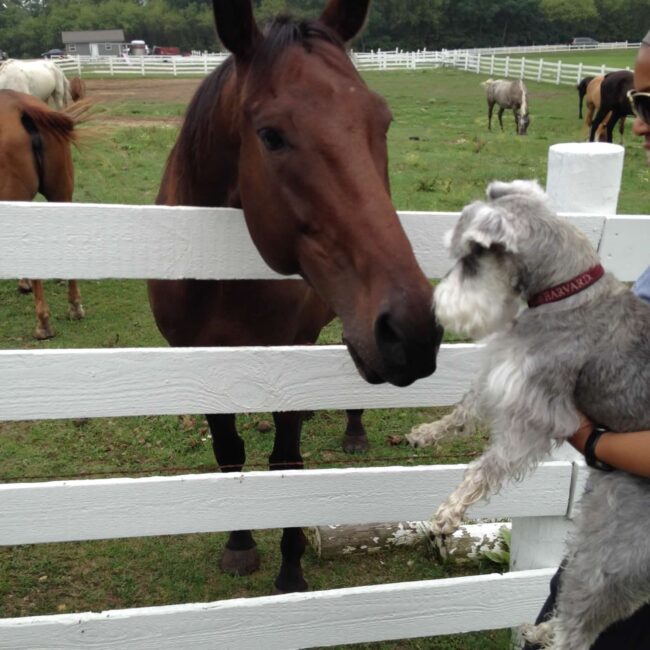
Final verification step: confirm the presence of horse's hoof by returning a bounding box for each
[342,433,369,453]
[34,324,55,340]
[68,303,86,320]
[17,279,32,294]
[219,547,260,576]
[272,578,308,594]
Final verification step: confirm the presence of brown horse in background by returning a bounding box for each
[148,0,443,593]
[69,76,86,102]
[581,75,626,142]
[0,89,85,338]
[589,70,634,143]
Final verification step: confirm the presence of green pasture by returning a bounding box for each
[0,66,647,648]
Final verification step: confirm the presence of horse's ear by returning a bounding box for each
[212,0,262,60]
[320,0,371,43]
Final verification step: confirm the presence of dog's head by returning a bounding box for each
[435,180,599,340]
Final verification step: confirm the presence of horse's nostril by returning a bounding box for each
[374,312,407,367]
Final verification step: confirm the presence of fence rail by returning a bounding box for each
[52,41,637,79]
[0,147,647,647]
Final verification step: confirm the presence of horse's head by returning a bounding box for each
[516,85,530,135]
[516,110,530,135]
[211,0,442,386]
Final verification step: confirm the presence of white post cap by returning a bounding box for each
[546,142,625,214]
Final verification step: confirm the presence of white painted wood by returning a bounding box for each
[546,143,625,215]
[0,568,556,650]
[0,462,572,545]
[598,215,650,281]
[0,343,482,420]
[0,202,621,279]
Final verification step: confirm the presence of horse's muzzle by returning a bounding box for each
[344,316,444,387]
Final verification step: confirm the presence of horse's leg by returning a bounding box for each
[497,107,505,131]
[342,409,368,453]
[604,112,618,143]
[206,413,261,576]
[487,102,494,130]
[619,115,626,142]
[67,280,85,320]
[31,280,55,339]
[270,410,308,593]
[589,106,609,142]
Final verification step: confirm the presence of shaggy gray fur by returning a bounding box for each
[409,180,650,650]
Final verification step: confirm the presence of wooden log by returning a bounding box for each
[306,521,510,562]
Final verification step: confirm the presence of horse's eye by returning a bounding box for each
[258,128,287,152]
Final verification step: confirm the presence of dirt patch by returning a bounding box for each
[85,78,202,104]
[82,78,200,128]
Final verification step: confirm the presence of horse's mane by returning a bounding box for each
[168,15,346,205]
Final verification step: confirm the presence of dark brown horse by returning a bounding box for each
[148,0,443,593]
[589,70,634,143]
[0,89,84,338]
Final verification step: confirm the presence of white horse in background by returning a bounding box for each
[0,59,71,109]
[482,78,530,135]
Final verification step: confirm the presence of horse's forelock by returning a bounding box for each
[249,16,345,86]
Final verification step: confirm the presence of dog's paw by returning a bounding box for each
[521,621,555,648]
[406,422,443,448]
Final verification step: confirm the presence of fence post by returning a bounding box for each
[141,56,145,77]
[476,52,481,73]
[555,60,561,84]
[520,56,525,79]
[537,58,543,81]
[76,56,82,77]
[577,62,583,85]
[510,142,625,648]
[172,58,177,77]
[490,53,495,75]
[505,55,510,77]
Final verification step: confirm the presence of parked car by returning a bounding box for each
[41,48,66,59]
[569,37,599,48]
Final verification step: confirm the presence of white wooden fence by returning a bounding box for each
[53,41,637,79]
[0,147,647,648]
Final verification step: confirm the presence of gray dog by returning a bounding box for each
[408,180,650,650]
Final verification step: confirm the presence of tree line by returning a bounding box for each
[1,0,648,59]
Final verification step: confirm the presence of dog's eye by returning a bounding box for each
[470,242,485,256]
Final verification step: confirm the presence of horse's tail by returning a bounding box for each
[20,99,77,145]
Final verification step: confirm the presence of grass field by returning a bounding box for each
[0,64,647,648]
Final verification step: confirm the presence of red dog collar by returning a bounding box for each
[528,264,605,308]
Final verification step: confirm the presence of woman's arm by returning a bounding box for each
[569,414,650,478]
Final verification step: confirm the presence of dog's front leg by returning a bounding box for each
[407,389,482,448]
[430,447,508,556]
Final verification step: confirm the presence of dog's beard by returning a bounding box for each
[434,265,520,340]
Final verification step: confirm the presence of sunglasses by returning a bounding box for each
[627,89,650,124]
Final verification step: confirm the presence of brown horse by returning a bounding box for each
[148,0,443,593]
[589,70,634,143]
[582,75,626,142]
[0,89,84,338]
[69,76,86,102]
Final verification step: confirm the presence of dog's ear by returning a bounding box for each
[487,179,547,201]
[460,203,519,253]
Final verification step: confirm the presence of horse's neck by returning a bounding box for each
[161,66,242,209]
